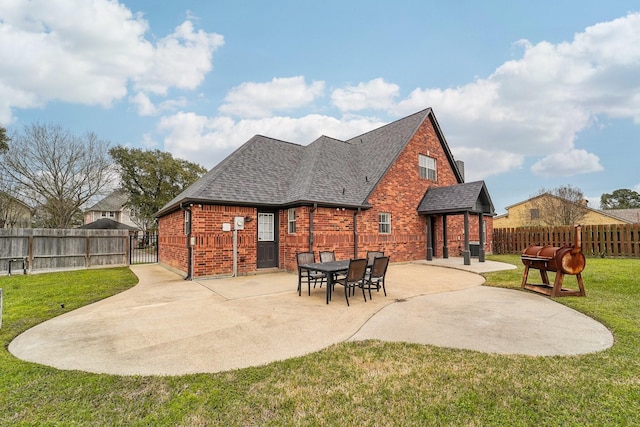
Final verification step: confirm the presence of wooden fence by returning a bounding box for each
[0,228,130,275]
[493,224,640,257]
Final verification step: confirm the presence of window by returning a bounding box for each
[258,213,275,241]
[530,209,540,220]
[379,212,391,234]
[419,154,437,180]
[101,211,107,217]
[184,209,191,235]
[288,208,296,233]
[109,211,115,218]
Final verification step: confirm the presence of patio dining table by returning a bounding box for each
[298,259,350,304]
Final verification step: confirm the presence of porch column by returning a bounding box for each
[426,215,433,261]
[442,215,449,259]
[463,211,471,265]
[478,213,486,263]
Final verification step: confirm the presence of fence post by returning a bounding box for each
[28,235,34,274]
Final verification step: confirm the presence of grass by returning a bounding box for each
[1,257,639,426]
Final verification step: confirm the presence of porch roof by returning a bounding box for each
[417,181,496,216]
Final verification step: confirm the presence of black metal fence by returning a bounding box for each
[130,231,158,264]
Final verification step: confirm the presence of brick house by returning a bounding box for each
[156,108,495,279]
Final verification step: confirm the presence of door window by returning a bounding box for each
[258,213,275,241]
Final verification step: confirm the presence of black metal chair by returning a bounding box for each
[319,251,336,262]
[296,252,326,296]
[366,250,384,265]
[362,256,390,300]
[333,258,368,306]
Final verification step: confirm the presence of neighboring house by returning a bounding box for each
[0,191,32,228]
[155,108,496,278]
[84,190,138,229]
[494,194,635,228]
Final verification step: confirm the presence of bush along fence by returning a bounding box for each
[493,224,640,257]
[0,228,130,275]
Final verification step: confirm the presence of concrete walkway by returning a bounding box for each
[9,259,613,376]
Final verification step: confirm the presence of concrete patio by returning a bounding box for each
[9,259,613,376]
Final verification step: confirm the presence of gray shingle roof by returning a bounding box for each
[156,108,467,216]
[418,181,495,215]
[600,208,640,223]
[87,190,128,212]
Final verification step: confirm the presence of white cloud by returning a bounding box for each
[219,76,325,118]
[450,147,524,181]
[132,20,224,95]
[0,0,222,122]
[390,12,640,178]
[531,149,604,177]
[130,92,187,116]
[331,78,399,112]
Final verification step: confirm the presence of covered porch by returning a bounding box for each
[418,181,496,265]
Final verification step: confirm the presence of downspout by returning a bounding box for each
[180,202,193,280]
[309,203,317,251]
[353,208,360,258]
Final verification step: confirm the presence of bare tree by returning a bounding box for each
[0,124,114,228]
[529,184,589,226]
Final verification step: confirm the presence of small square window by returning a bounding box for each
[288,208,296,234]
[379,212,391,234]
[419,154,437,180]
[530,209,540,220]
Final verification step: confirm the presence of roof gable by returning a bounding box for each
[418,181,495,215]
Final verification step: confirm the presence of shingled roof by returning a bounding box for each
[87,190,128,212]
[418,181,495,215]
[157,108,466,216]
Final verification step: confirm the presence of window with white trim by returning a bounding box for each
[258,213,275,241]
[379,212,391,234]
[288,208,296,233]
[419,154,437,180]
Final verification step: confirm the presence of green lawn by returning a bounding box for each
[1,257,639,426]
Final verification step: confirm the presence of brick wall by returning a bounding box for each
[158,208,188,274]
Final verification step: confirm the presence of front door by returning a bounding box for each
[257,211,278,268]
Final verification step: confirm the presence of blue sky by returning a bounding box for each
[1,1,639,213]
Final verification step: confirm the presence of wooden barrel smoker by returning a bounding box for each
[521,225,586,297]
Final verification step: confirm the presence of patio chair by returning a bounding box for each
[361,256,390,300]
[296,252,326,296]
[366,250,384,265]
[319,251,336,262]
[333,258,368,306]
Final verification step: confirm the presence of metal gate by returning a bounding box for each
[130,231,158,264]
